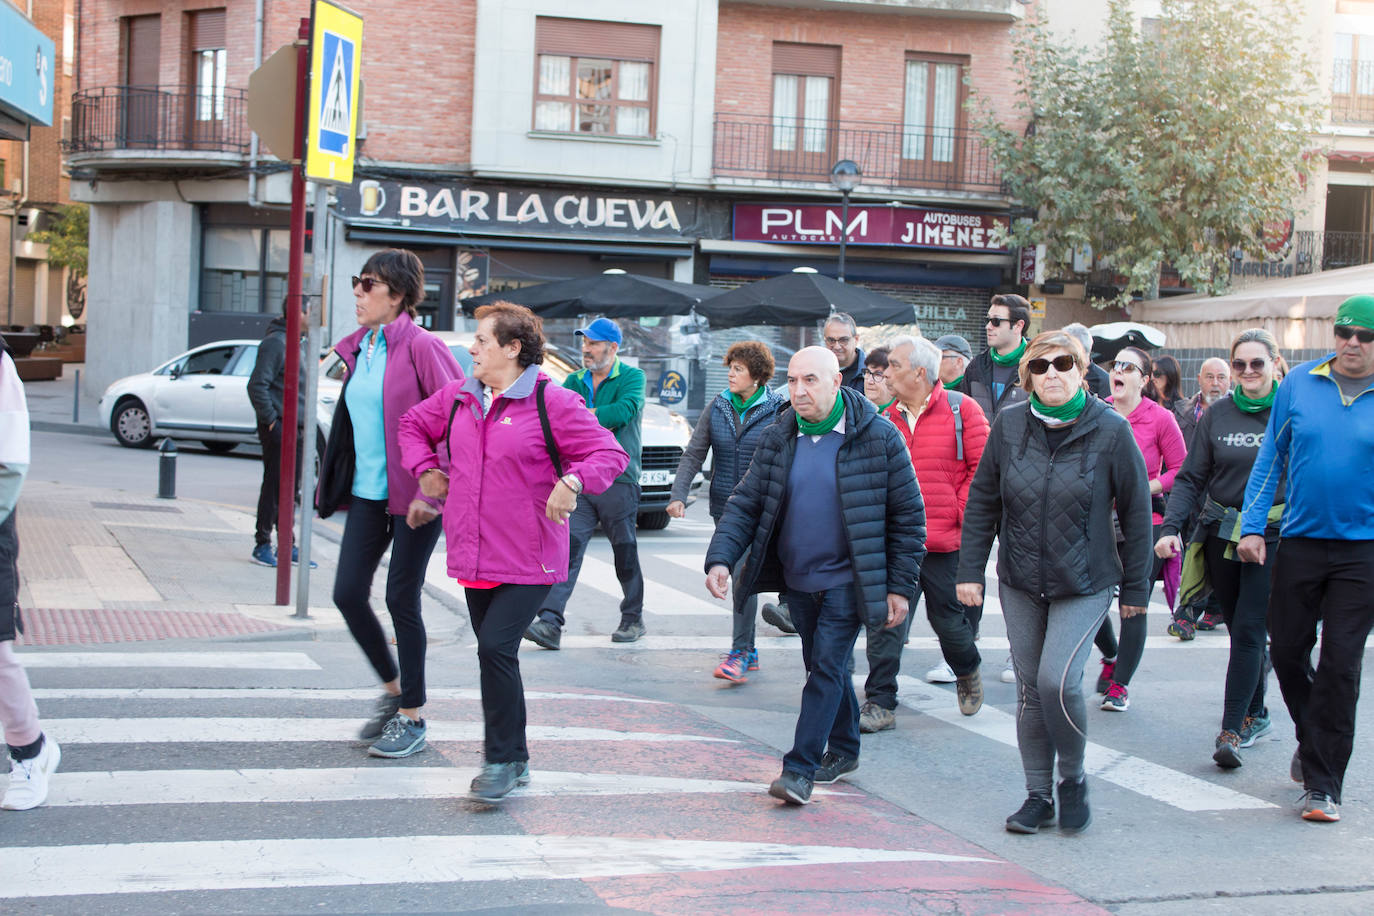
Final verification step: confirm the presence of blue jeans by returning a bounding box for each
[782,585,864,776]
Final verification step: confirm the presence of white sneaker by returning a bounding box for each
[1000,656,1016,684]
[924,661,957,683]
[2,735,60,810]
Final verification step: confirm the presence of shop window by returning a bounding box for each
[532,17,658,138]
[770,43,839,174]
[190,9,227,122]
[902,55,966,182]
[200,226,311,314]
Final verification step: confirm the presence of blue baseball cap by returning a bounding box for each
[574,317,622,345]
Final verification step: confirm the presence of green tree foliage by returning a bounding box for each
[973,0,1324,307]
[27,203,88,277]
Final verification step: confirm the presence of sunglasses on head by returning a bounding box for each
[1335,325,1374,344]
[1027,355,1077,375]
[1231,358,1268,373]
[351,275,389,293]
[1113,360,1144,374]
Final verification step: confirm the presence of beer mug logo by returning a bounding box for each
[359,180,385,216]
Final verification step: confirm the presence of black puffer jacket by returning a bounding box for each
[960,346,1030,418]
[956,397,1154,606]
[705,387,927,627]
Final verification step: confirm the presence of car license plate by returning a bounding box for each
[640,469,671,486]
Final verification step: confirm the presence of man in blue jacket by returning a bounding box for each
[1238,295,1374,824]
[705,347,926,805]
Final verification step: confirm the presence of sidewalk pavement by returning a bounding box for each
[13,478,470,647]
[22,361,106,436]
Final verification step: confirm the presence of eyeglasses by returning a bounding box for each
[986,316,1013,327]
[1231,358,1268,373]
[1335,325,1374,344]
[1027,355,1077,375]
[351,275,390,293]
[863,368,887,380]
[1113,360,1144,374]
[940,353,964,361]
[824,336,853,347]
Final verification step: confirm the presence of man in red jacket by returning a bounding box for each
[881,335,991,721]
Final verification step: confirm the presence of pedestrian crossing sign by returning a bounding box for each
[306,0,363,187]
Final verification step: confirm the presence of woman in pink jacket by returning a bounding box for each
[398,302,627,803]
[1095,345,1187,712]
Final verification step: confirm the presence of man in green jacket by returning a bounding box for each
[525,318,647,647]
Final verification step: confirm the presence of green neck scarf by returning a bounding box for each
[1232,380,1277,414]
[989,338,1028,367]
[947,374,964,390]
[728,385,766,416]
[876,397,896,414]
[797,392,846,436]
[1029,388,1088,424]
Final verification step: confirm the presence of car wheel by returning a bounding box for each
[202,441,237,454]
[112,399,154,448]
[637,510,671,531]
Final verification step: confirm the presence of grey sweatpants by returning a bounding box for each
[1001,584,1113,797]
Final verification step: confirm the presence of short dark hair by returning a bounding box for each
[359,248,425,318]
[723,340,775,384]
[990,294,1031,338]
[474,302,545,368]
[864,346,890,370]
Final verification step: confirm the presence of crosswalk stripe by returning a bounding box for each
[0,835,995,898]
[45,718,738,745]
[30,687,666,703]
[19,651,321,669]
[578,555,728,616]
[39,767,861,807]
[892,676,1276,812]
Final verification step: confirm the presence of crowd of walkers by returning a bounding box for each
[5,248,1372,835]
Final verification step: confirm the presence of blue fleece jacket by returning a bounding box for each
[1241,355,1374,540]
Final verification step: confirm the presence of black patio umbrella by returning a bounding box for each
[460,273,722,319]
[695,272,916,328]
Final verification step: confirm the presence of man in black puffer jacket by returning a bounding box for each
[706,347,926,806]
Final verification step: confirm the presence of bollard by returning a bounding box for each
[72,369,80,423]
[157,438,177,499]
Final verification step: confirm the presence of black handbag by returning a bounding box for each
[316,390,355,519]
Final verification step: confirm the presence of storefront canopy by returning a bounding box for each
[697,272,916,329]
[461,273,722,319]
[1136,263,1374,323]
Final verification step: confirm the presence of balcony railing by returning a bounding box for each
[1332,59,1374,124]
[66,85,250,156]
[712,114,1003,194]
[1294,230,1374,274]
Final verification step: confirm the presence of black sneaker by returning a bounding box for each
[1005,794,1055,834]
[523,618,561,650]
[468,761,531,803]
[1057,777,1091,834]
[761,602,797,635]
[767,769,813,805]
[611,619,646,643]
[813,751,859,785]
[1213,729,1243,769]
[358,693,402,741]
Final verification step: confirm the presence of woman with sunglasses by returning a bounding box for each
[317,249,464,758]
[1155,329,1282,768]
[1092,346,1187,712]
[665,340,786,683]
[1148,355,1184,415]
[958,331,1151,835]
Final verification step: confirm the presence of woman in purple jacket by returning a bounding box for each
[322,249,463,759]
[399,302,627,803]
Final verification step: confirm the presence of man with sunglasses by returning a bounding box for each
[1238,295,1374,823]
[962,294,1031,418]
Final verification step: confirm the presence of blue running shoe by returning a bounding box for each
[714,650,748,683]
[368,713,427,758]
[250,543,276,567]
[1239,711,1272,748]
[746,647,759,671]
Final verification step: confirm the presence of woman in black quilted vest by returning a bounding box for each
[957,329,1153,836]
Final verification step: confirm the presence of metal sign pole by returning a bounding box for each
[294,185,328,620]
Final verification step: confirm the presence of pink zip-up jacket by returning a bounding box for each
[1110,395,1187,524]
[398,364,628,585]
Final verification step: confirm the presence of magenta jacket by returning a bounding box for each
[333,311,464,516]
[1110,395,1187,524]
[398,364,628,585]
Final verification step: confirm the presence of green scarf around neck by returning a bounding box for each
[947,374,964,390]
[797,391,846,436]
[876,397,896,414]
[728,384,766,416]
[1029,388,1087,423]
[989,337,1028,367]
[1232,380,1277,414]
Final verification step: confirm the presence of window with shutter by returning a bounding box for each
[191,9,227,122]
[769,42,840,176]
[901,54,967,184]
[532,17,659,138]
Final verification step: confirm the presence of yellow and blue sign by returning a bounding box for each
[658,370,686,406]
[0,3,56,139]
[306,0,363,186]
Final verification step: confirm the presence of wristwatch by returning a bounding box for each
[560,473,584,495]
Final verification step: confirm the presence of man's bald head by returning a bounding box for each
[787,346,843,422]
[1197,357,1230,404]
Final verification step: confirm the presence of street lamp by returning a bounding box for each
[829,159,861,283]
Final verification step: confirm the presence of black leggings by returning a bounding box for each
[333,498,443,709]
[465,583,551,763]
[1094,525,1162,686]
[1203,534,1270,731]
